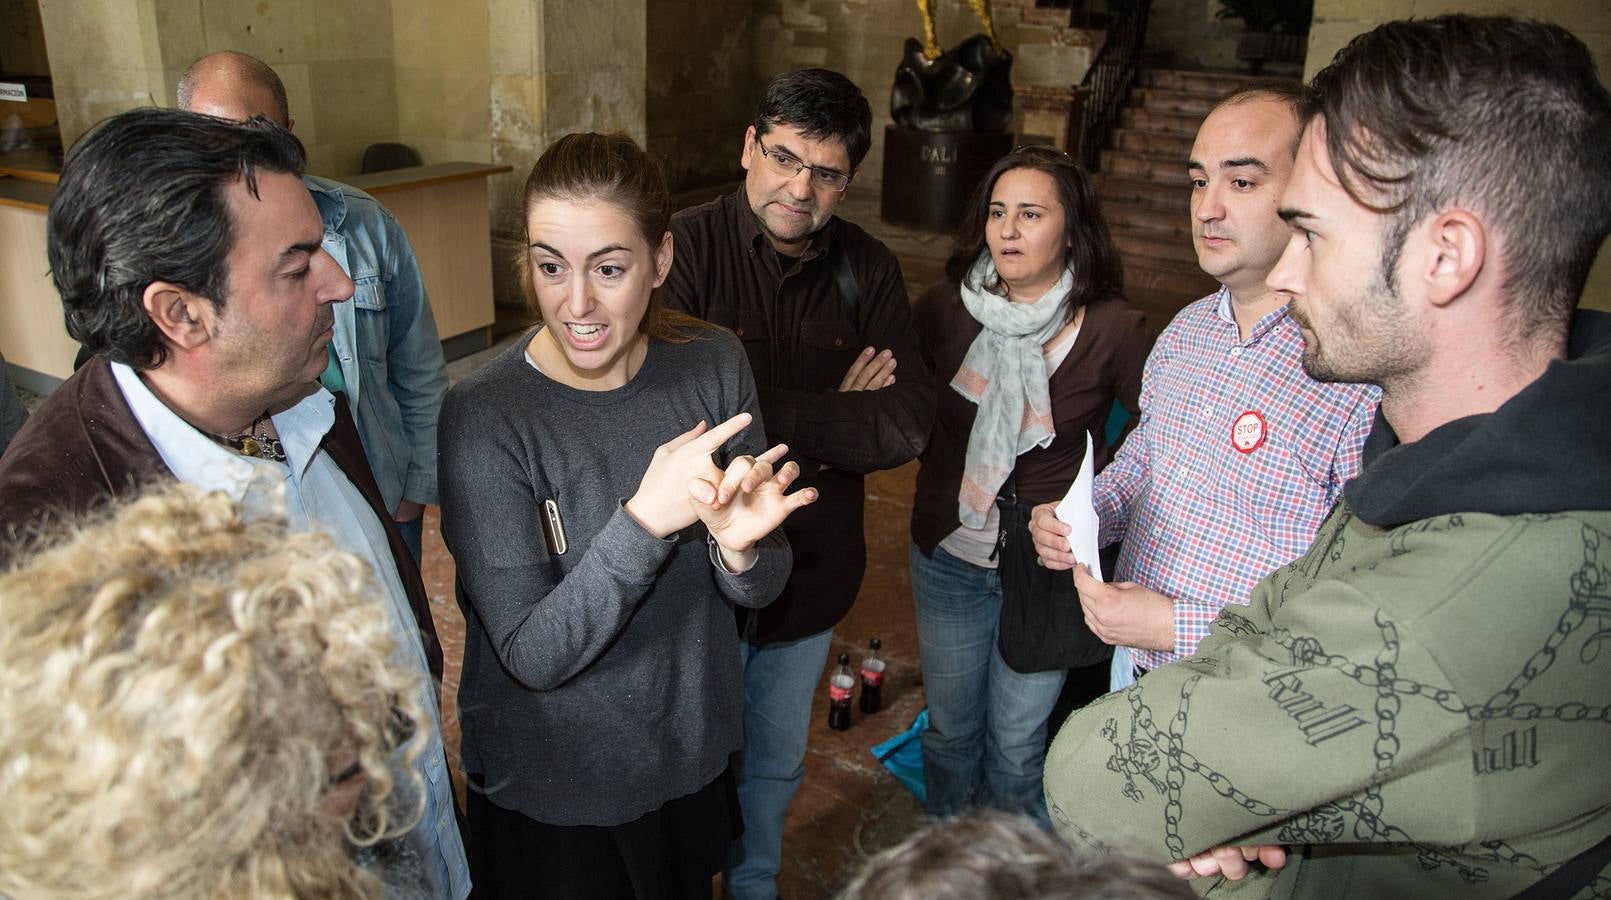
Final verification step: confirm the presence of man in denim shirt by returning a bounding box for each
[179,51,448,562]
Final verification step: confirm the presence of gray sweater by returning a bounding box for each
[438,328,790,826]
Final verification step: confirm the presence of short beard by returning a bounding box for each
[759,218,810,248]
[1300,253,1423,389]
[756,206,820,249]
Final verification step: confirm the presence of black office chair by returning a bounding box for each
[360,142,424,174]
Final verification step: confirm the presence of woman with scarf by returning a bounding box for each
[909,145,1152,821]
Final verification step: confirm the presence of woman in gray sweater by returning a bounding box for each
[438,133,814,899]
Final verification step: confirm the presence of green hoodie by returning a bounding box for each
[1045,310,1611,898]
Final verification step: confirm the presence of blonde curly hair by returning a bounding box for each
[0,485,428,899]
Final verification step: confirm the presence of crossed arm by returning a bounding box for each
[755,259,934,474]
[663,241,934,476]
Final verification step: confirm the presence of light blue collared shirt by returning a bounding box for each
[110,363,470,899]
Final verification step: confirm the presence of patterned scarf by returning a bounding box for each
[952,253,1073,528]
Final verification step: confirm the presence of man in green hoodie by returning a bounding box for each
[1043,15,1611,899]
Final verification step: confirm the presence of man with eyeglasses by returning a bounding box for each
[666,68,934,900]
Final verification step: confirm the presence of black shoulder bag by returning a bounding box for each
[993,472,1111,674]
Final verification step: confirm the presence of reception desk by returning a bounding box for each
[0,171,72,390]
[0,161,509,390]
[342,162,510,347]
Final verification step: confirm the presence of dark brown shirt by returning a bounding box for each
[667,188,934,643]
[910,279,1153,555]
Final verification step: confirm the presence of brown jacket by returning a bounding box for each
[0,359,443,679]
[910,281,1153,554]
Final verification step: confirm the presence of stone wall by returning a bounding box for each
[37,0,401,176]
[483,0,649,227]
[536,0,647,153]
[162,0,403,178]
[1145,0,1245,70]
[32,0,1108,199]
[35,1,166,149]
[645,0,758,193]
[478,0,649,309]
[1,0,51,77]
[1306,0,1611,311]
[394,0,493,173]
[485,0,540,236]
[1308,0,1608,80]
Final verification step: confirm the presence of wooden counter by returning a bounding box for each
[0,176,53,211]
[0,175,75,387]
[0,165,59,186]
[0,162,508,387]
[342,162,511,342]
[344,161,506,195]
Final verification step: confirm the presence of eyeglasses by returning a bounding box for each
[755,136,852,193]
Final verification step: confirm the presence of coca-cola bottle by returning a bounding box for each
[827,652,854,731]
[859,638,885,714]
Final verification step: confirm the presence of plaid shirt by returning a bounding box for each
[1095,288,1379,669]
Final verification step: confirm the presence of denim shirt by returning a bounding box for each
[307,176,448,511]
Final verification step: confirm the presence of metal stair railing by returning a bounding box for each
[1074,0,1153,171]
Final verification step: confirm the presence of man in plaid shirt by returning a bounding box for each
[1031,84,1378,680]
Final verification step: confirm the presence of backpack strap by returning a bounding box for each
[828,218,859,324]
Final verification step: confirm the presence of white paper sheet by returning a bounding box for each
[1053,431,1103,583]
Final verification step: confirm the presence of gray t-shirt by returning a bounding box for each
[439,327,790,826]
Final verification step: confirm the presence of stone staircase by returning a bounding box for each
[1093,68,1263,331]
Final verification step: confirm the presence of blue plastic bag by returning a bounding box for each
[870,707,929,805]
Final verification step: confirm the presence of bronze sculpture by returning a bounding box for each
[915,0,1002,60]
[893,0,1013,133]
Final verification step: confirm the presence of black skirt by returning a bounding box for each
[466,766,742,900]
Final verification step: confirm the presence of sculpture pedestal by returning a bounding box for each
[879,125,1013,233]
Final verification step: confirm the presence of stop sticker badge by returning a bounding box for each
[1231,410,1267,453]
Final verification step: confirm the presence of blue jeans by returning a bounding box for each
[911,544,1067,822]
[396,514,424,566]
[724,628,835,900]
